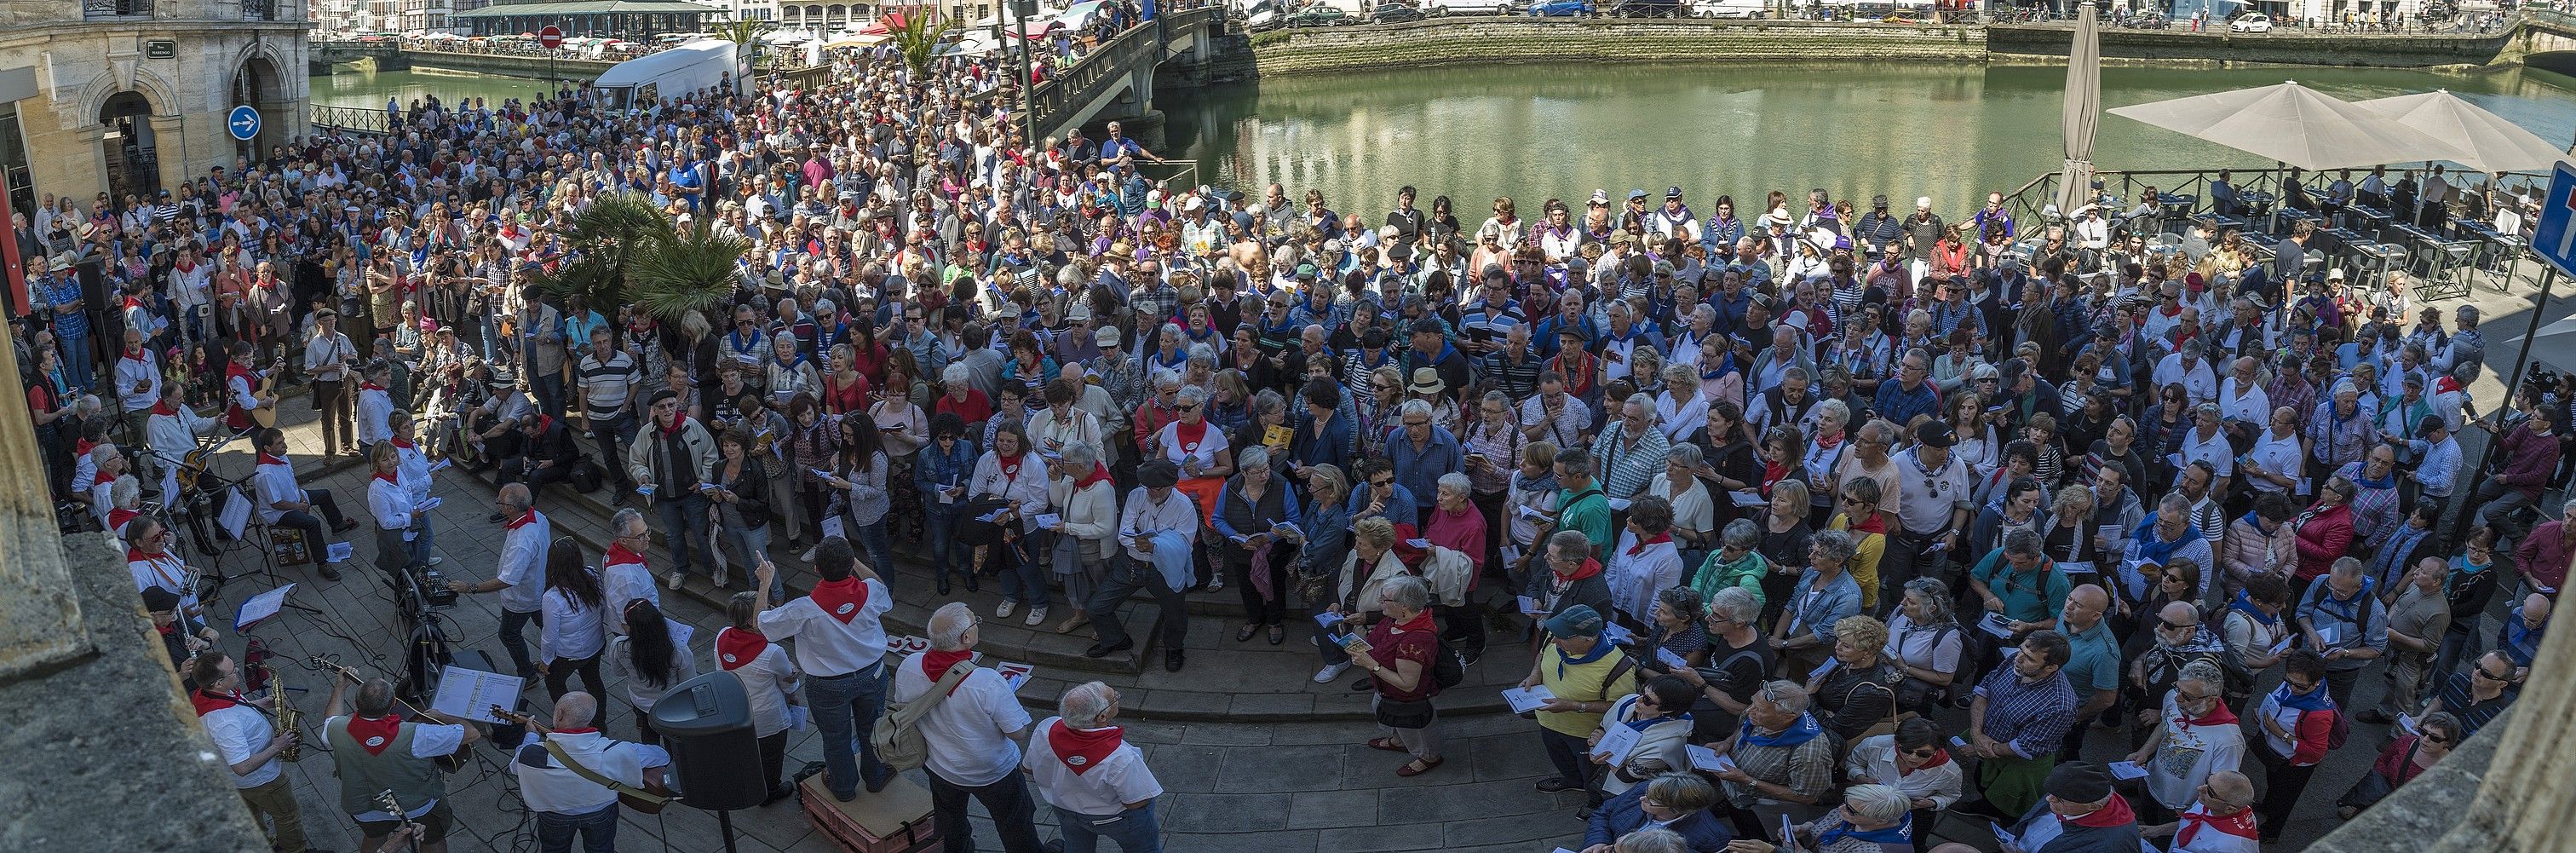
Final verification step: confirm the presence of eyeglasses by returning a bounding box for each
[2420,733,2451,745]
[2159,619,2199,631]
[2475,666,2511,681]
[1176,404,1200,412]
[1906,747,1940,758]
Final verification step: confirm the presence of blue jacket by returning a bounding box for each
[1584,783,1733,851]
[1383,425,1463,507]
[1288,407,1355,474]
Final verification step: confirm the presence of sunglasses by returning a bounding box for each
[2475,667,2511,681]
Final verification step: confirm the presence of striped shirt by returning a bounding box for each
[1972,664,2078,758]
[576,349,641,420]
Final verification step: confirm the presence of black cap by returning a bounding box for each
[1138,459,1180,488]
[141,586,181,613]
[1913,420,1957,448]
[2046,762,2113,804]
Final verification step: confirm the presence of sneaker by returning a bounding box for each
[426,556,444,567]
[1025,606,1048,626]
[666,571,686,590]
[1206,574,1226,592]
[1313,662,1351,683]
[997,600,1017,620]
[800,545,818,562]
[319,563,342,581]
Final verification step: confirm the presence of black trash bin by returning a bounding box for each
[648,670,768,812]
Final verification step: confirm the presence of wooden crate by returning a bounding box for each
[797,772,941,853]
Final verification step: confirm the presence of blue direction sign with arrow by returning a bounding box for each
[227,105,261,141]
[2533,159,2576,278]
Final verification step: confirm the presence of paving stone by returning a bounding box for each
[1161,829,1321,853]
[1284,788,1384,830]
[1176,722,1275,746]
[1379,776,1567,822]
[1229,691,1318,718]
[1313,821,1447,852]
[1440,809,1590,848]
[1213,744,1348,793]
[1164,791,1294,833]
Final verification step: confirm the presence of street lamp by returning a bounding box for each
[1009,0,1036,143]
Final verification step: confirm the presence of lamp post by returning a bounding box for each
[1009,0,1037,143]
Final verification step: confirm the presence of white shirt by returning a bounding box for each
[514,730,670,816]
[326,716,468,819]
[1653,390,1708,442]
[1843,733,1964,810]
[1118,487,1202,564]
[303,331,358,382]
[201,700,280,788]
[1895,447,1971,536]
[601,553,658,628]
[716,628,802,738]
[1023,717,1164,816]
[1603,530,1685,624]
[394,439,434,502]
[2245,429,2303,494]
[539,582,607,664]
[2409,435,2462,499]
[890,654,1031,787]
[147,404,221,481]
[2178,427,2235,479]
[252,458,302,525]
[969,451,1053,533]
[2155,355,2221,407]
[495,511,551,614]
[368,475,418,539]
[114,349,159,412]
[605,634,699,712]
[130,549,197,613]
[2217,378,2268,427]
[356,384,394,445]
[757,577,893,677]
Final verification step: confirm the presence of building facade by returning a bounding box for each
[0,1,308,215]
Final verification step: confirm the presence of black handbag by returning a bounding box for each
[1375,697,1435,729]
[954,496,1015,546]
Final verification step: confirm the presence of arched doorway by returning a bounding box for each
[230,53,287,162]
[97,90,158,201]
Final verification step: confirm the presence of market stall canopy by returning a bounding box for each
[2357,89,2567,175]
[2107,81,2468,171]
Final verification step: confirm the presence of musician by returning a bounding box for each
[113,326,158,447]
[85,442,130,530]
[322,671,479,853]
[717,591,803,804]
[368,443,427,579]
[142,585,216,674]
[511,691,670,853]
[388,410,440,568]
[306,308,360,457]
[146,380,224,505]
[497,412,583,495]
[104,474,143,537]
[224,340,276,431]
[601,507,658,635]
[254,427,359,581]
[448,483,549,680]
[356,360,395,455]
[753,539,894,801]
[187,652,320,853]
[1025,682,1165,853]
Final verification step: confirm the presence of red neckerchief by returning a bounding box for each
[1555,557,1606,583]
[554,727,600,735]
[532,413,554,435]
[1625,533,1674,556]
[151,400,179,416]
[360,383,386,393]
[1814,431,1844,451]
[2070,794,2136,828]
[74,438,95,457]
[2182,700,2240,728]
[190,689,244,717]
[123,347,146,361]
[1175,419,1209,455]
[605,543,646,568]
[1074,463,1112,489]
[107,507,138,533]
[922,649,975,695]
[374,471,399,485]
[227,361,253,388]
[390,436,416,450]
[1046,719,1125,775]
[715,627,768,671]
[2175,804,2259,846]
[1906,747,1952,773]
[810,576,869,624]
[505,509,539,529]
[1850,513,1889,535]
[1764,459,1790,487]
[257,452,289,468]
[661,413,690,438]
[348,713,403,756]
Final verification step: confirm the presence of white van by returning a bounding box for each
[1692,0,1764,16]
[1432,0,1515,13]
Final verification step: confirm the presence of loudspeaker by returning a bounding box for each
[651,671,768,811]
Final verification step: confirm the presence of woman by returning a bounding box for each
[1025,377,1105,464]
[709,431,773,591]
[1774,529,1864,678]
[2291,476,2359,594]
[1041,441,1118,636]
[1605,497,1685,631]
[765,334,819,407]
[2219,493,2297,608]
[1506,441,1563,589]
[819,343,872,418]
[1233,389,1296,481]
[1000,329,1061,394]
[1761,425,1808,498]
[1700,401,1762,521]
[1941,392,1998,482]
[2338,711,2463,819]
[1642,587,1711,671]
[1355,366,1404,461]
[365,442,422,578]
[1297,463,1357,607]
[606,600,696,746]
[1215,445,1302,645]
[1761,784,1920,853]
[2251,649,2339,843]
[871,355,931,540]
[1159,384,1233,531]
[537,537,608,727]
[716,591,803,804]
[824,416,894,585]
[2037,485,2108,596]
[1808,614,1901,740]
[1843,718,1964,850]
[1650,445,1717,564]
[2141,383,2195,480]
[1693,519,1770,612]
[1801,402,1854,518]
[1337,573,1445,776]
[785,395,837,553]
[1757,480,1817,625]
[1592,677,1700,801]
[915,412,980,595]
[969,420,1054,624]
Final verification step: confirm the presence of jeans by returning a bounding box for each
[926,769,1047,853]
[808,664,892,798]
[535,802,619,853]
[1055,803,1163,853]
[57,330,91,389]
[726,520,785,600]
[545,654,607,727]
[925,508,967,585]
[1087,555,1187,650]
[409,514,436,568]
[532,372,567,419]
[1538,727,1596,792]
[653,493,712,579]
[587,412,636,489]
[498,608,539,677]
[854,516,895,579]
[998,533,1049,609]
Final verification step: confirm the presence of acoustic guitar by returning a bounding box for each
[308,657,471,771]
[489,705,671,814]
[251,353,287,429]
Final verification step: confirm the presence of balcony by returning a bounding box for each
[244,0,281,20]
[83,0,154,19]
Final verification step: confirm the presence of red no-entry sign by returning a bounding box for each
[539,25,564,49]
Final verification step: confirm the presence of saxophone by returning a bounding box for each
[265,662,304,763]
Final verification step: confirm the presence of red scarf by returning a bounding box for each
[1763,459,1790,488]
[1904,748,1952,774]
[661,412,691,438]
[151,400,179,417]
[123,347,146,362]
[348,714,404,756]
[1555,557,1606,583]
[390,436,416,450]
[2181,700,2240,728]
[108,507,140,532]
[2176,804,2259,847]
[605,543,647,568]
[374,471,399,485]
[1625,533,1673,556]
[74,438,95,458]
[1174,420,1209,456]
[810,576,869,624]
[1045,719,1126,775]
[360,383,386,393]
[190,689,244,717]
[2070,793,2136,828]
[257,452,288,468]
[1849,513,1889,535]
[505,509,539,529]
[1000,455,1025,482]
[1814,431,1843,451]
[1074,463,1112,490]
[715,627,769,671]
[922,649,975,695]
[1394,608,1437,634]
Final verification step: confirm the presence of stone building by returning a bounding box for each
[0,1,308,216]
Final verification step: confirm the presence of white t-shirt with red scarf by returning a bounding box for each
[756,575,892,677]
[715,627,801,738]
[193,689,279,788]
[1023,715,1163,816]
[891,650,1029,787]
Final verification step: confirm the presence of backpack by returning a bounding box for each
[2323,706,2351,751]
[871,663,975,773]
[1429,637,1465,691]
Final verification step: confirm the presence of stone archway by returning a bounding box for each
[96,90,158,200]
[229,52,291,160]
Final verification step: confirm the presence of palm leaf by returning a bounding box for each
[627,216,752,323]
[889,9,961,75]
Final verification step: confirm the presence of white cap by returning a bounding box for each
[1917,196,1932,209]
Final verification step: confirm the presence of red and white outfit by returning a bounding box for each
[715,627,802,738]
[1023,715,1164,816]
[969,448,1052,534]
[224,360,264,430]
[601,542,658,631]
[889,650,1029,787]
[2171,803,2261,853]
[129,546,198,613]
[193,688,281,789]
[756,574,893,678]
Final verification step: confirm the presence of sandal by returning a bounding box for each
[1366,737,1408,752]
[1395,757,1443,777]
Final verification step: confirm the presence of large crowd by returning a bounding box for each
[19,6,2568,851]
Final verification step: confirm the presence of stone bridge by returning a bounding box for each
[1005,5,1230,142]
[311,40,408,73]
[2511,9,2576,74]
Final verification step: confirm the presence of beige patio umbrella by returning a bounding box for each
[2107,80,2466,170]
[2356,89,2567,175]
[2055,6,2101,218]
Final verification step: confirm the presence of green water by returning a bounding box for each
[309,64,566,112]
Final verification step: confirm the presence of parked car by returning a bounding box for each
[1430,0,1515,12]
[1285,5,1354,25]
[1690,0,1765,17]
[1527,0,1592,14]
[1373,3,1430,20]
[1610,0,1682,14]
[1246,8,1284,28]
[2229,12,2272,32]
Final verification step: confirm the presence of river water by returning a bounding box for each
[313,61,2576,211]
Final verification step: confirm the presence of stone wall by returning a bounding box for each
[401,49,617,81]
[1989,23,2510,68]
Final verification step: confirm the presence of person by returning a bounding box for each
[2366,558,2451,724]
[251,426,357,580]
[1843,718,1964,850]
[754,538,895,801]
[1044,441,1119,636]
[2053,585,2121,761]
[2002,762,2142,853]
[606,601,694,746]
[598,508,658,631]
[2418,649,2521,738]
[187,652,329,853]
[1581,773,1733,853]
[510,692,670,853]
[1524,604,1640,795]
[892,602,1046,853]
[365,441,426,580]
[575,326,644,498]
[1888,421,1972,600]
[1340,573,1446,777]
[2336,712,2462,821]
[1774,529,1866,678]
[2144,770,2260,853]
[2250,649,2338,843]
[628,389,717,587]
[321,671,480,853]
[1025,682,1165,853]
[1769,783,1919,853]
[1964,631,2079,820]
[918,412,980,595]
[1555,447,1617,555]
[1607,496,1687,630]
[497,410,583,493]
[1970,528,2073,639]
[448,483,549,679]
[142,379,221,504]
[2295,556,2388,707]
[1214,445,1302,644]
[2125,660,2244,826]
[1808,614,1900,741]
[710,431,774,593]
[1884,578,1964,713]
[975,421,1057,623]
[1701,680,1837,840]
[303,308,359,457]
[716,591,803,805]
[1592,674,1699,805]
[536,538,609,728]
[1090,459,1200,671]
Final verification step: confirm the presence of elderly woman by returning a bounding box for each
[1529,527,1616,625]
[1823,476,1890,613]
[1843,718,1963,849]
[1320,518,1408,681]
[1801,399,1854,517]
[1694,518,1770,609]
[1807,614,1902,740]
[1651,444,1718,560]
[1774,529,1865,677]
[1159,384,1233,532]
[969,420,1054,625]
[1656,363,1711,443]
[1593,677,1704,803]
[1757,479,1817,623]
[2338,711,2464,819]
[1026,376,1105,463]
[766,333,819,406]
[2132,492,2221,605]
[1583,773,1732,853]
[1334,573,1446,777]
[1215,445,1302,645]
[1884,578,1965,712]
[1506,441,1564,589]
[1606,495,1687,631]
[1703,681,1838,839]
[1739,784,1919,853]
[1042,441,1118,636]
[1298,464,1354,601]
[1643,587,1711,671]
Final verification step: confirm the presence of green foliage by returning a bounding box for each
[530,192,668,313]
[628,216,753,323]
[889,8,963,74]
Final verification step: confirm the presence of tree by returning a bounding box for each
[887,6,960,75]
[530,192,666,315]
[710,17,774,83]
[627,214,752,324]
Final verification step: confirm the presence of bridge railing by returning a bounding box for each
[308,104,394,135]
[1021,6,1222,139]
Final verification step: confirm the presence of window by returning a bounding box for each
[83,0,153,17]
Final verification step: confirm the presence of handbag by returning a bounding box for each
[1375,696,1435,729]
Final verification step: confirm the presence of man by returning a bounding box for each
[112,326,158,447]
[1590,394,1669,502]
[2509,500,2576,598]
[2273,222,2314,286]
[601,507,659,632]
[188,652,328,853]
[252,427,356,580]
[1890,421,1972,597]
[1519,371,1594,451]
[1551,448,1614,556]
[2362,558,2450,724]
[497,411,582,494]
[145,380,223,504]
[447,483,549,679]
[2125,661,2245,827]
[2432,304,2485,384]
[577,326,644,499]
[2145,769,2259,853]
[1387,398,1463,507]
[2404,414,2462,512]
[755,539,894,800]
[304,308,360,456]
[2295,556,2389,707]
[1027,682,1164,853]
[1966,631,2079,820]
[1870,349,1940,431]
[1700,680,1837,840]
[354,360,394,453]
[628,389,716,587]
[2055,586,2122,762]
[1519,605,1641,797]
[512,692,670,853]
[1090,460,1200,671]
[894,602,1046,853]
[324,671,480,853]
[2419,649,2521,738]
[2496,592,2550,672]
[1403,318,1473,407]
[2004,762,2141,853]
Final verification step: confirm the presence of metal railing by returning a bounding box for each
[83,0,153,18]
[244,0,280,21]
[1994,165,2554,243]
[308,104,394,135]
[1018,6,1222,139]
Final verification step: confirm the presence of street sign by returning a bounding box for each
[539,25,564,49]
[2535,159,2576,278]
[226,105,260,141]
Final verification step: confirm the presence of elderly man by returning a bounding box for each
[2004,762,2142,853]
[1590,394,1670,502]
[1966,631,2079,820]
[1521,605,1640,797]
[1871,349,1941,430]
[2147,770,2260,853]
[2361,558,2452,725]
[1701,680,1837,840]
[893,602,1045,853]
[2333,444,2403,551]
[2055,586,2122,762]
[1386,399,1463,509]
[1582,773,1732,853]
[2128,493,2217,606]
[2497,592,2551,673]
[512,692,671,853]
[1026,682,1164,853]
[2295,556,2389,708]
[2432,303,2485,383]
[1971,529,2073,636]
[447,483,548,679]
[627,389,717,587]
[2125,660,2245,827]
[1090,460,1200,671]
[601,508,658,632]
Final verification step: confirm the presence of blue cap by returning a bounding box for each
[1542,604,1604,639]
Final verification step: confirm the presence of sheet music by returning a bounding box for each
[220,488,252,539]
[234,583,296,631]
[431,666,526,723]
